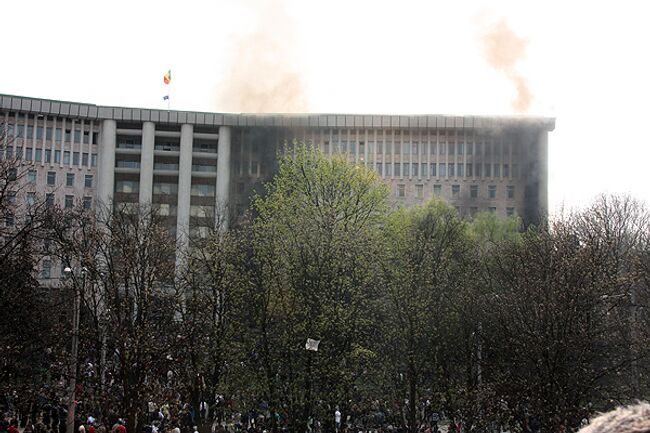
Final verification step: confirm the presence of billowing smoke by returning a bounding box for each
[215,0,309,113]
[479,18,531,113]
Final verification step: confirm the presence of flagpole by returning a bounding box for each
[163,69,172,110]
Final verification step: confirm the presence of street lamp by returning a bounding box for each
[63,266,87,433]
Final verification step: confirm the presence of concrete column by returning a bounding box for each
[176,124,193,251]
[69,119,75,168]
[139,122,155,206]
[216,126,231,230]
[51,117,57,165]
[97,119,116,209]
[88,121,94,169]
[32,114,38,162]
[537,130,549,222]
[60,118,66,168]
[41,116,47,166]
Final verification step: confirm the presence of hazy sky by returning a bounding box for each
[1,0,648,213]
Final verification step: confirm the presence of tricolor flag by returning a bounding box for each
[163,70,171,85]
[163,95,169,101]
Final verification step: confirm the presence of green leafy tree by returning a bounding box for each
[248,145,388,432]
[379,199,471,433]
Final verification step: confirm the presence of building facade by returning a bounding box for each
[0,94,554,278]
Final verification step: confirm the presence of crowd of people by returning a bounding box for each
[0,389,640,433]
[0,392,451,433]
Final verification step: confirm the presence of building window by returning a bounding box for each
[488,185,497,199]
[507,185,515,199]
[466,163,473,177]
[448,143,455,155]
[457,142,464,155]
[394,163,401,177]
[512,164,519,178]
[467,142,473,155]
[376,163,383,175]
[73,152,80,166]
[397,184,405,198]
[506,207,515,216]
[438,163,447,177]
[47,171,56,186]
[28,170,37,183]
[116,180,139,193]
[45,193,54,207]
[158,203,170,216]
[25,148,33,161]
[470,206,478,217]
[82,153,89,166]
[433,184,442,196]
[4,213,14,227]
[91,154,98,167]
[251,160,259,175]
[448,163,455,177]
[85,175,93,188]
[475,163,482,178]
[494,164,501,178]
[429,163,436,177]
[191,184,215,197]
[430,142,437,155]
[66,173,75,187]
[63,151,70,165]
[64,195,74,209]
[385,163,392,176]
[415,184,423,199]
[503,164,510,178]
[412,163,418,177]
[470,185,478,198]
[54,150,61,163]
[420,163,427,177]
[484,163,492,177]
[45,149,51,163]
[41,259,51,279]
[402,163,409,177]
[457,163,465,177]
[27,192,36,206]
[489,206,497,213]
[35,149,42,162]
[452,184,460,198]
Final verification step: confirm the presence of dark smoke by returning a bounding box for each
[215,0,309,113]
[480,18,532,113]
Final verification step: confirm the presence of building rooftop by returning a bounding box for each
[0,93,555,131]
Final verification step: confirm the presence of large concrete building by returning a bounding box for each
[0,94,554,277]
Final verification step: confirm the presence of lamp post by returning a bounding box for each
[64,266,87,433]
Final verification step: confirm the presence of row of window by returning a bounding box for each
[114,160,219,173]
[3,146,98,167]
[376,162,519,178]
[122,182,217,197]
[4,194,93,228]
[116,137,217,154]
[10,125,98,144]
[320,139,518,158]
[396,184,516,200]
[40,258,88,280]
[43,171,94,188]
